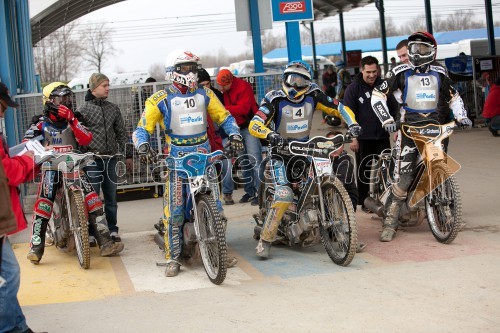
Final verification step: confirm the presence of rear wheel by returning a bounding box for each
[195,194,227,285]
[318,179,357,266]
[426,163,461,244]
[67,190,90,269]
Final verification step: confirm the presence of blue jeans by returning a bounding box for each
[85,157,119,233]
[221,128,263,197]
[0,237,29,333]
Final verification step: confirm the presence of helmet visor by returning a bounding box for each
[175,63,200,74]
[285,73,311,89]
[408,41,434,57]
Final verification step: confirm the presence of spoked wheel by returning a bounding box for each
[426,163,462,244]
[195,194,227,285]
[318,179,357,266]
[67,190,90,269]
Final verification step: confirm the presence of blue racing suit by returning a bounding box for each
[133,84,240,262]
[248,83,358,243]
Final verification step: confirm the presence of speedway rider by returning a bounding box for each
[132,51,243,277]
[370,31,472,242]
[26,82,124,264]
[248,60,362,259]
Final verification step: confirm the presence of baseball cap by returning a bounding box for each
[0,82,19,108]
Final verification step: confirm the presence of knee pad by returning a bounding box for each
[33,198,53,219]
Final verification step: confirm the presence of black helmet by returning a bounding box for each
[408,31,437,68]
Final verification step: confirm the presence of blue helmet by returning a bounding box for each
[281,60,312,100]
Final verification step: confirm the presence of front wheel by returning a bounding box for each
[67,190,90,269]
[426,163,462,244]
[318,179,357,266]
[195,194,227,285]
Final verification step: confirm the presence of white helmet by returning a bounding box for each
[165,50,200,89]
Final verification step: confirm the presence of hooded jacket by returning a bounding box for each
[77,90,129,156]
[221,76,258,128]
[0,134,36,235]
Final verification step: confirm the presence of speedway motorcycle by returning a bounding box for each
[253,135,358,266]
[153,150,228,285]
[364,121,463,244]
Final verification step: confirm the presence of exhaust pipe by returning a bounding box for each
[364,197,385,217]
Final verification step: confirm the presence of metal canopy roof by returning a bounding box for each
[30,0,373,45]
[312,0,374,20]
[30,0,124,45]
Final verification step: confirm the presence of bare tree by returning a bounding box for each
[148,63,166,81]
[81,22,117,73]
[33,22,83,83]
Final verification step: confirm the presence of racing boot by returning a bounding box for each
[27,215,49,264]
[380,196,404,242]
[90,214,124,256]
[165,259,181,277]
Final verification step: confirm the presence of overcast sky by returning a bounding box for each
[29,0,499,77]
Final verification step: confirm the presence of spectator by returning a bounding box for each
[135,77,157,117]
[390,57,397,69]
[483,77,500,137]
[322,65,337,99]
[78,73,132,242]
[325,130,366,253]
[396,39,409,65]
[335,60,352,102]
[216,69,262,206]
[343,56,398,213]
[0,82,43,333]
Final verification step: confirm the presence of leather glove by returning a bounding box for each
[458,118,473,129]
[347,124,363,138]
[137,143,157,165]
[267,132,286,147]
[229,134,244,154]
[57,105,75,122]
[383,121,398,133]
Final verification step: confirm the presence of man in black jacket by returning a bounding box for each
[78,73,131,242]
[343,56,398,213]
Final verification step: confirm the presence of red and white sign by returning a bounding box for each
[279,1,306,14]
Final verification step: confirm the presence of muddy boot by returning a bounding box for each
[90,215,124,257]
[380,196,403,242]
[27,216,49,264]
[255,239,271,259]
[165,260,181,277]
[227,256,238,268]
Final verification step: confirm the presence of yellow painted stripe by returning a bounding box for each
[13,242,123,306]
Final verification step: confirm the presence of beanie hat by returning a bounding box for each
[216,69,233,86]
[89,73,109,91]
[198,68,211,83]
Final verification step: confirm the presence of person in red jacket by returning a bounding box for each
[483,77,500,137]
[217,69,262,206]
[25,82,123,264]
[0,82,44,333]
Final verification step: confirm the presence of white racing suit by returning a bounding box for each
[132,85,240,263]
[371,62,468,232]
[248,84,358,245]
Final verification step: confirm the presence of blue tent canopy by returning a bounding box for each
[264,27,500,59]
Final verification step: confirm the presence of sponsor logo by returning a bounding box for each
[174,175,183,206]
[374,102,389,119]
[152,90,166,102]
[251,123,267,134]
[286,120,308,133]
[173,100,182,106]
[280,1,306,14]
[54,145,73,152]
[317,141,334,149]
[51,138,63,145]
[379,81,389,91]
[39,202,51,213]
[415,91,436,101]
[179,112,204,127]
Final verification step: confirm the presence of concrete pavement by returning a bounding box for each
[9,115,500,333]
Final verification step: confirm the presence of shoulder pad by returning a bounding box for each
[265,90,286,102]
[308,83,321,93]
[429,65,447,75]
[391,64,411,76]
[149,90,168,104]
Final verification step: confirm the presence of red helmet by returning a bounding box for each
[408,31,437,68]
